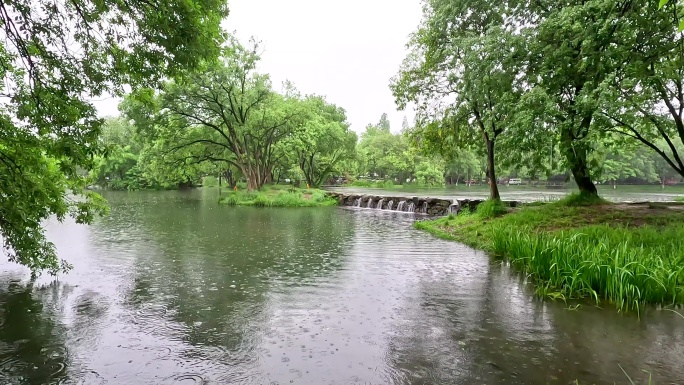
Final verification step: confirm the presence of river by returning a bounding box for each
[0,189,682,384]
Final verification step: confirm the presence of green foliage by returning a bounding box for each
[357,117,416,182]
[475,200,507,219]
[218,188,337,207]
[556,193,609,207]
[0,0,227,274]
[90,116,206,190]
[280,95,358,187]
[593,0,684,180]
[221,194,240,206]
[659,0,684,31]
[388,0,684,197]
[392,1,523,200]
[203,176,219,187]
[415,159,445,187]
[130,39,357,192]
[252,194,273,207]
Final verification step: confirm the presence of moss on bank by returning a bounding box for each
[219,186,337,207]
[416,195,684,312]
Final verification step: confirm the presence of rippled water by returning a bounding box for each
[0,189,683,385]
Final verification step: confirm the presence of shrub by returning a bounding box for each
[221,193,239,206]
[272,191,303,207]
[476,199,507,219]
[557,192,608,207]
[252,194,273,207]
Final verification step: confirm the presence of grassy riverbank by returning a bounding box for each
[219,186,337,207]
[416,196,684,312]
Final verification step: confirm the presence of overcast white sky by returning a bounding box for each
[93,0,422,133]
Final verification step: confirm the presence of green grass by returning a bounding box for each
[416,196,684,312]
[475,199,508,218]
[219,186,337,207]
[556,192,610,206]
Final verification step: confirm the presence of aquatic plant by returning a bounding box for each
[490,224,684,312]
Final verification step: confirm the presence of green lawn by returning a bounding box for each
[218,186,337,207]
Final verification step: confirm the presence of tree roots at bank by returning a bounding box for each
[416,195,684,312]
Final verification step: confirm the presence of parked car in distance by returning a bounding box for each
[508,178,522,185]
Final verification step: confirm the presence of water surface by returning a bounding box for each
[0,189,682,384]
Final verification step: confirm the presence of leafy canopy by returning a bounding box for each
[0,0,228,274]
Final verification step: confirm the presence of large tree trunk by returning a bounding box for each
[562,138,598,197]
[561,116,598,197]
[223,170,235,189]
[241,167,260,191]
[485,137,501,201]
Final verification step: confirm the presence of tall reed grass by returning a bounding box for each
[416,196,684,312]
[491,224,684,312]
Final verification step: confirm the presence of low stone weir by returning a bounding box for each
[326,192,519,216]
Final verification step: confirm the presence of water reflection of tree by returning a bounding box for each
[111,193,355,359]
[0,280,69,385]
[385,260,684,385]
[384,260,561,385]
[547,304,684,384]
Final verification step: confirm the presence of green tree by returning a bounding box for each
[594,144,658,188]
[392,0,522,200]
[158,38,299,191]
[284,96,357,187]
[118,90,217,189]
[0,0,228,274]
[91,118,143,190]
[378,113,391,131]
[659,0,684,31]
[514,0,645,197]
[415,158,446,187]
[596,0,684,180]
[357,118,416,182]
[444,148,482,186]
